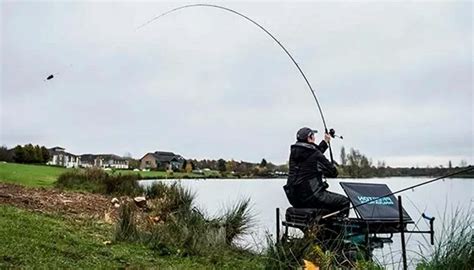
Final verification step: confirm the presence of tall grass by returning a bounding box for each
[416,209,473,269]
[263,235,311,269]
[262,227,383,269]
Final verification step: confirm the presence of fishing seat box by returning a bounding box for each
[283,183,414,233]
[284,207,331,229]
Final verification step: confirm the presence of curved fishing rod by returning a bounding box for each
[138,3,336,162]
[322,165,474,219]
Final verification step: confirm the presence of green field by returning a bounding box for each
[0,162,69,187]
[0,163,222,188]
[0,205,262,269]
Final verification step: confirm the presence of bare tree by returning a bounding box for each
[340,146,347,166]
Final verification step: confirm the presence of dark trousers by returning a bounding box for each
[304,190,350,216]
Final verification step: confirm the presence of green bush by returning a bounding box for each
[103,173,142,195]
[55,169,103,192]
[55,168,143,195]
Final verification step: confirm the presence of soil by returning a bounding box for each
[0,183,121,222]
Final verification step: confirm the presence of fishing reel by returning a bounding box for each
[328,128,343,139]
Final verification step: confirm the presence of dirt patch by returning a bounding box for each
[0,183,122,221]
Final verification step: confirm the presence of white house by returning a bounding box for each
[47,147,80,168]
[80,154,129,169]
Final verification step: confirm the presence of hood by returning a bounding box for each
[290,142,318,162]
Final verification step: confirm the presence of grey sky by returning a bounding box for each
[1,1,472,167]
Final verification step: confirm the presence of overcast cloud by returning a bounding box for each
[1,1,472,166]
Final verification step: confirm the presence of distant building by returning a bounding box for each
[47,147,80,168]
[78,154,97,168]
[139,151,185,170]
[80,154,129,169]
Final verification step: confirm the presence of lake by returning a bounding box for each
[140,177,473,269]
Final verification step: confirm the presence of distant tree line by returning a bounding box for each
[0,144,50,164]
[2,142,470,179]
[337,146,472,178]
[182,158,288,178]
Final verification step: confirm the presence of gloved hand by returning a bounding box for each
[324,133,331,144]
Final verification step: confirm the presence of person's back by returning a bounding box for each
[284,127,349,216]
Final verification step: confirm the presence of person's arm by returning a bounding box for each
[318,133,332,154]
[315,150,338,178]
[318,140,328,153]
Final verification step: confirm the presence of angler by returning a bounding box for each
[284,127,349,216]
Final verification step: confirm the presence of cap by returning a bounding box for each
[296,127,318,142]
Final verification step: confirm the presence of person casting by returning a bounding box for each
[284,127,350,216]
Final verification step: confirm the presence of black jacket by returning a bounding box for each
[284,140,338,206]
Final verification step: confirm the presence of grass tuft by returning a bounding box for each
[115,202,139,242]
[145,182,195,216]
[221,198,254,245]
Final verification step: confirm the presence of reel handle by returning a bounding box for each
[329,128,343,139]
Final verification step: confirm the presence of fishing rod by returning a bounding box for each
[322,165,474,219]
[138,3,340,163]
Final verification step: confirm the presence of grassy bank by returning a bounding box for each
[0,205,263,269]
[1,168,265,269]
[0,162,68,187]
[110,169,221,179]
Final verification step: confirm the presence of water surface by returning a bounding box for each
[140,177,473,269]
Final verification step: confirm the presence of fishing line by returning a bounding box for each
[322,166,474,219]
[404,197,431,247]
[138,3,337,162]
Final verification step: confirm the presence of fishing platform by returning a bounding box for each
[276,182,435,265]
